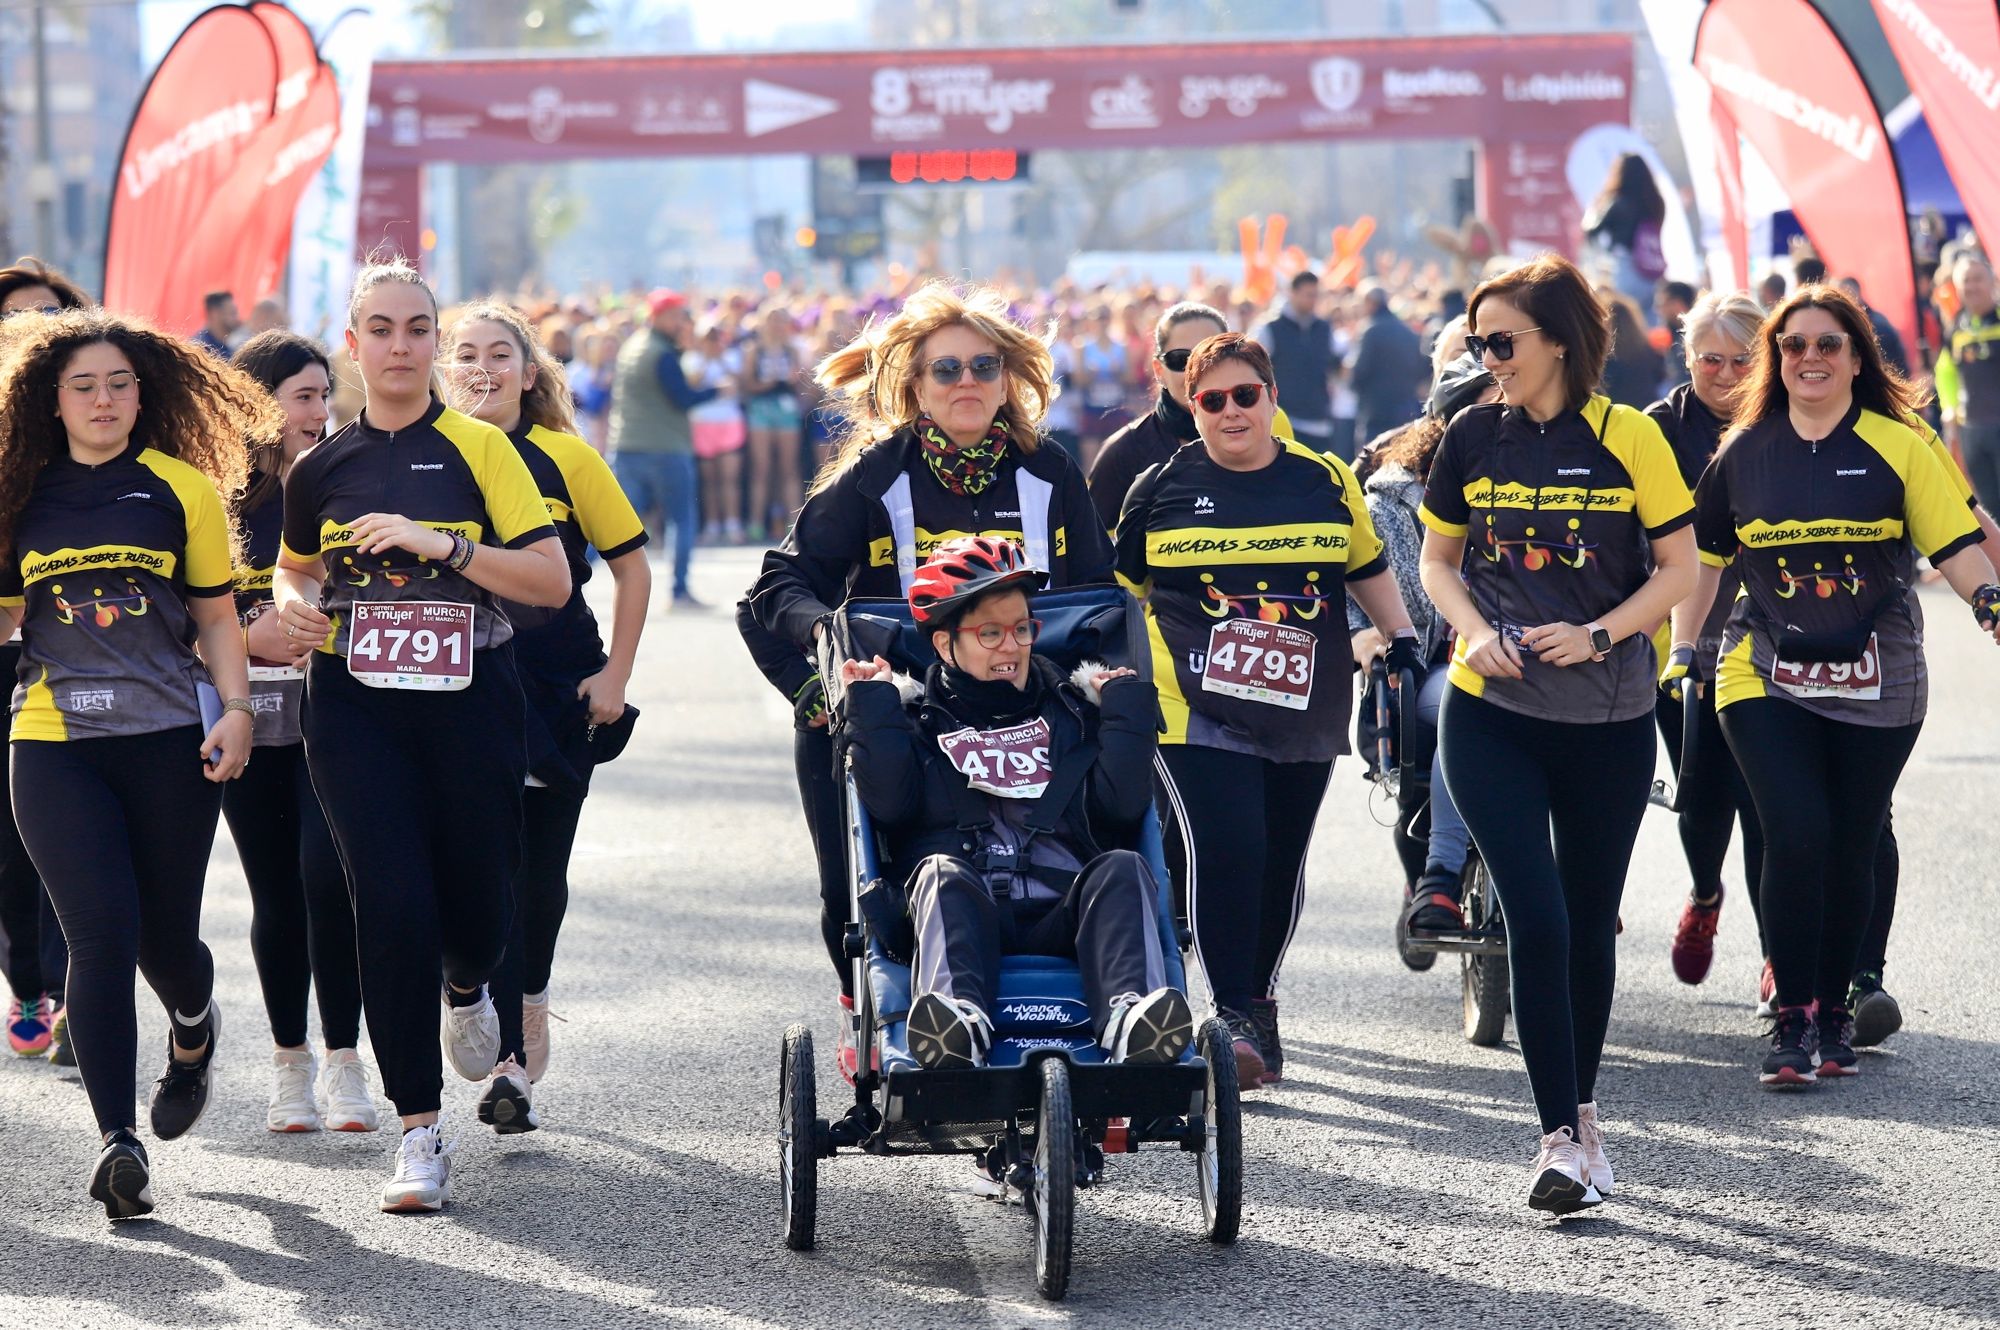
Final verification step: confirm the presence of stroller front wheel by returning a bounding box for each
[779,1024,819,1251]
[1028,1058,1075,1300]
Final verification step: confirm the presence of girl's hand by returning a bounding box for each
[243,609,291,662]
[840,655,892,684]
[1462,629,1525,679]
[1520,621,1595,668]
[348,513,454,561]
[576,670,628,725]
[1090,667,1138,690]
[274,598,332,658]
[200,709,254,782]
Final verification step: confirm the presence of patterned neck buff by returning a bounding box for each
[918,413,1010,496]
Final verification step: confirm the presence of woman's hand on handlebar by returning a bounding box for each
[840,655,893,684]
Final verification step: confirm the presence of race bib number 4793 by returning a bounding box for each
[936,717,1054,799]
[1201,617,1315,710]
[347,601,474,691]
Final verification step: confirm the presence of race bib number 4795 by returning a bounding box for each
[347,601,474,691]
[936,717,1054,799]
[1201,617,1315,710]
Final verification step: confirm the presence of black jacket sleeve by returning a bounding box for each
[1085,423,1145,533]
[841,678,926,830]
[747,462,873,650]
[1052,449,1116,584]
[1113,462,1163,586]
[1083,675,1160,832]
[735,593,815,699]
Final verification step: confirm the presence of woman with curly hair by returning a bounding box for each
[0,309,269,1219]
[745,279,1113,1081]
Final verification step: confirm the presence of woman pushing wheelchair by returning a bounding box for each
[836,536,1194,1070]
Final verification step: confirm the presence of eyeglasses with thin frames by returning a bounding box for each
[953,617,1042,649]
[1693,352,1754,373]
[62,372,140,400]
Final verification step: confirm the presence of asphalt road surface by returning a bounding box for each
[3,546,1997,1329]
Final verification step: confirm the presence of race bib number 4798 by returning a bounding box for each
[347,601,474,691]
[936,717,1054,799]
[1201,617,1315,710]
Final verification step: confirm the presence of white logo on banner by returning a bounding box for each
[1310,59,1363,112]
[1087,75,1159,129]
[745,79,839,137]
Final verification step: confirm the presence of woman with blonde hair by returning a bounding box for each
[746,279,1112,1079]
[447,299,649,1135]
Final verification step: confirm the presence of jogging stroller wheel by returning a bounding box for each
[1027,1058,1075,1300]
[779,1024,818,1251]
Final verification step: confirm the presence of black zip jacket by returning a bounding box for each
[1086,391,1198,533]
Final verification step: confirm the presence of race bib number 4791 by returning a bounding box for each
[347,601,474,691]
[1201,617,1315,710]
[936,717,1054,799]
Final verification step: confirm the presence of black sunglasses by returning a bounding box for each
[1159,347,1193,372]
[923,354,1004,386]
[1465,327,1544,362]
[1194,383,1267,414]
[1775,332,1851,359]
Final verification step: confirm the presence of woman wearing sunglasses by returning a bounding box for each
[1116,333,1415,1090]
[1671,284,2000,1089]
[0,309,268,1218]
[1085,301,1295,534]
[0,258,90,1066]
[839,537,1192,1073]
[749,280,1113,1082]
[1418,255,1698,1214]
[1644,291,1771,996]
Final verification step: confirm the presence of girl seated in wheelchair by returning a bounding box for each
[836,537,1192,1069]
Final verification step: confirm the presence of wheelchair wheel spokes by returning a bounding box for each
[779,1023,818,1251]
[1193,1017,1243,1243]
[1028,1058,1075,1301]
[1458,856,1510,1046]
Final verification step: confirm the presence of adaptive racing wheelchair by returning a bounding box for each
[1360,658,1511,1046]
[775,584,1240,1302]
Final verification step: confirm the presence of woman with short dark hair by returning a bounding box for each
[1418,254,1698,1213]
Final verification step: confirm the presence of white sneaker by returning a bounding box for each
[267,1049,322,1133]
[521,992,556,1084]
[380,1124,452,1213]
[477,1057,540,1135]
[440,986,501,1082]
[1527,1125,1602,1215]
[1100,988,1195,1065]
[320,1049,380,1132]
[1577,1101,1613,1197]
[907,993,993,1069]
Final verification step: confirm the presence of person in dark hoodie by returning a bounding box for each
[837,536,1193,1070]
[1085,301,1295,533]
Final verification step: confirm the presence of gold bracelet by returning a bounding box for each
[222,697,256,719]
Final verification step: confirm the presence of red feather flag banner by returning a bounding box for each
[1695,0,1920,355]
[104,3,342,334]
[1868,0,2000,257]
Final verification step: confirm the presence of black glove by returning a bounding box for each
[1973,583,2000,632]
[1659,644,1696,700]
[792,674,828,730]
[1382,633,1425,681]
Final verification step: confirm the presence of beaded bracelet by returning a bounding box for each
[447,532,475,572]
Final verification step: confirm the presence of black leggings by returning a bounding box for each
[1656,684,1765,940]
[797,724,852,997]
[1440,690,1653,1137]
[305,650,525,1117]
[0,643,66,1003]
[493,783,586,1065]
[1156,745,1331,1014]
[1718,699,1920,1010]
[12,727,222,1135]
[221,742,362,1050]
[1860,813,1898,978]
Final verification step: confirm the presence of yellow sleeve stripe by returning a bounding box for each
[1418,505,1469,537]
[437,409,559,547]
[1699,549,1730,568]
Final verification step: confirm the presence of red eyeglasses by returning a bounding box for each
[1193,383,1268,414]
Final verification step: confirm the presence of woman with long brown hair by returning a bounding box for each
[0,310,267,1218]
[1671,284,2000,1088]
[448,299,649,1135]
[747,279,1112,1081]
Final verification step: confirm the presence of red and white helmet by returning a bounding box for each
[908,536,1047,624]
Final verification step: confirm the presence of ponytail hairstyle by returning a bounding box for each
[447,299,578,435]
[344,248,445,403]
[808,280,1057,496]
[233,330,333,510]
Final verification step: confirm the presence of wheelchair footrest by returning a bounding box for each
[1404,927,1508,956]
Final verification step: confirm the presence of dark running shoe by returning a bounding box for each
[1849,972,1903,1048]
[89,1130,154,1221]
[149,1002,221,1141]
[1248,997,1282,1083]
[47,1004,77,1066]
[1760,1006,1819,1088]
[1402,872,1465,936]
[1219,1008,1267,1090]
[1816,1005,1859,1078]
[1670,889,1724,985]
[1100,988,1195,1065]
[907,993,992,1070]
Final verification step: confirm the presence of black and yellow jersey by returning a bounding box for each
[1935,309,2000,428]
[1420,395,1693,723]
[0,446,233,742]
[1115,437,1386,763]
[750,423,1113,651]
[505,424,647,684]
[1693,403,1980,726]
[281,399,556,657]
[233,483,303,747]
